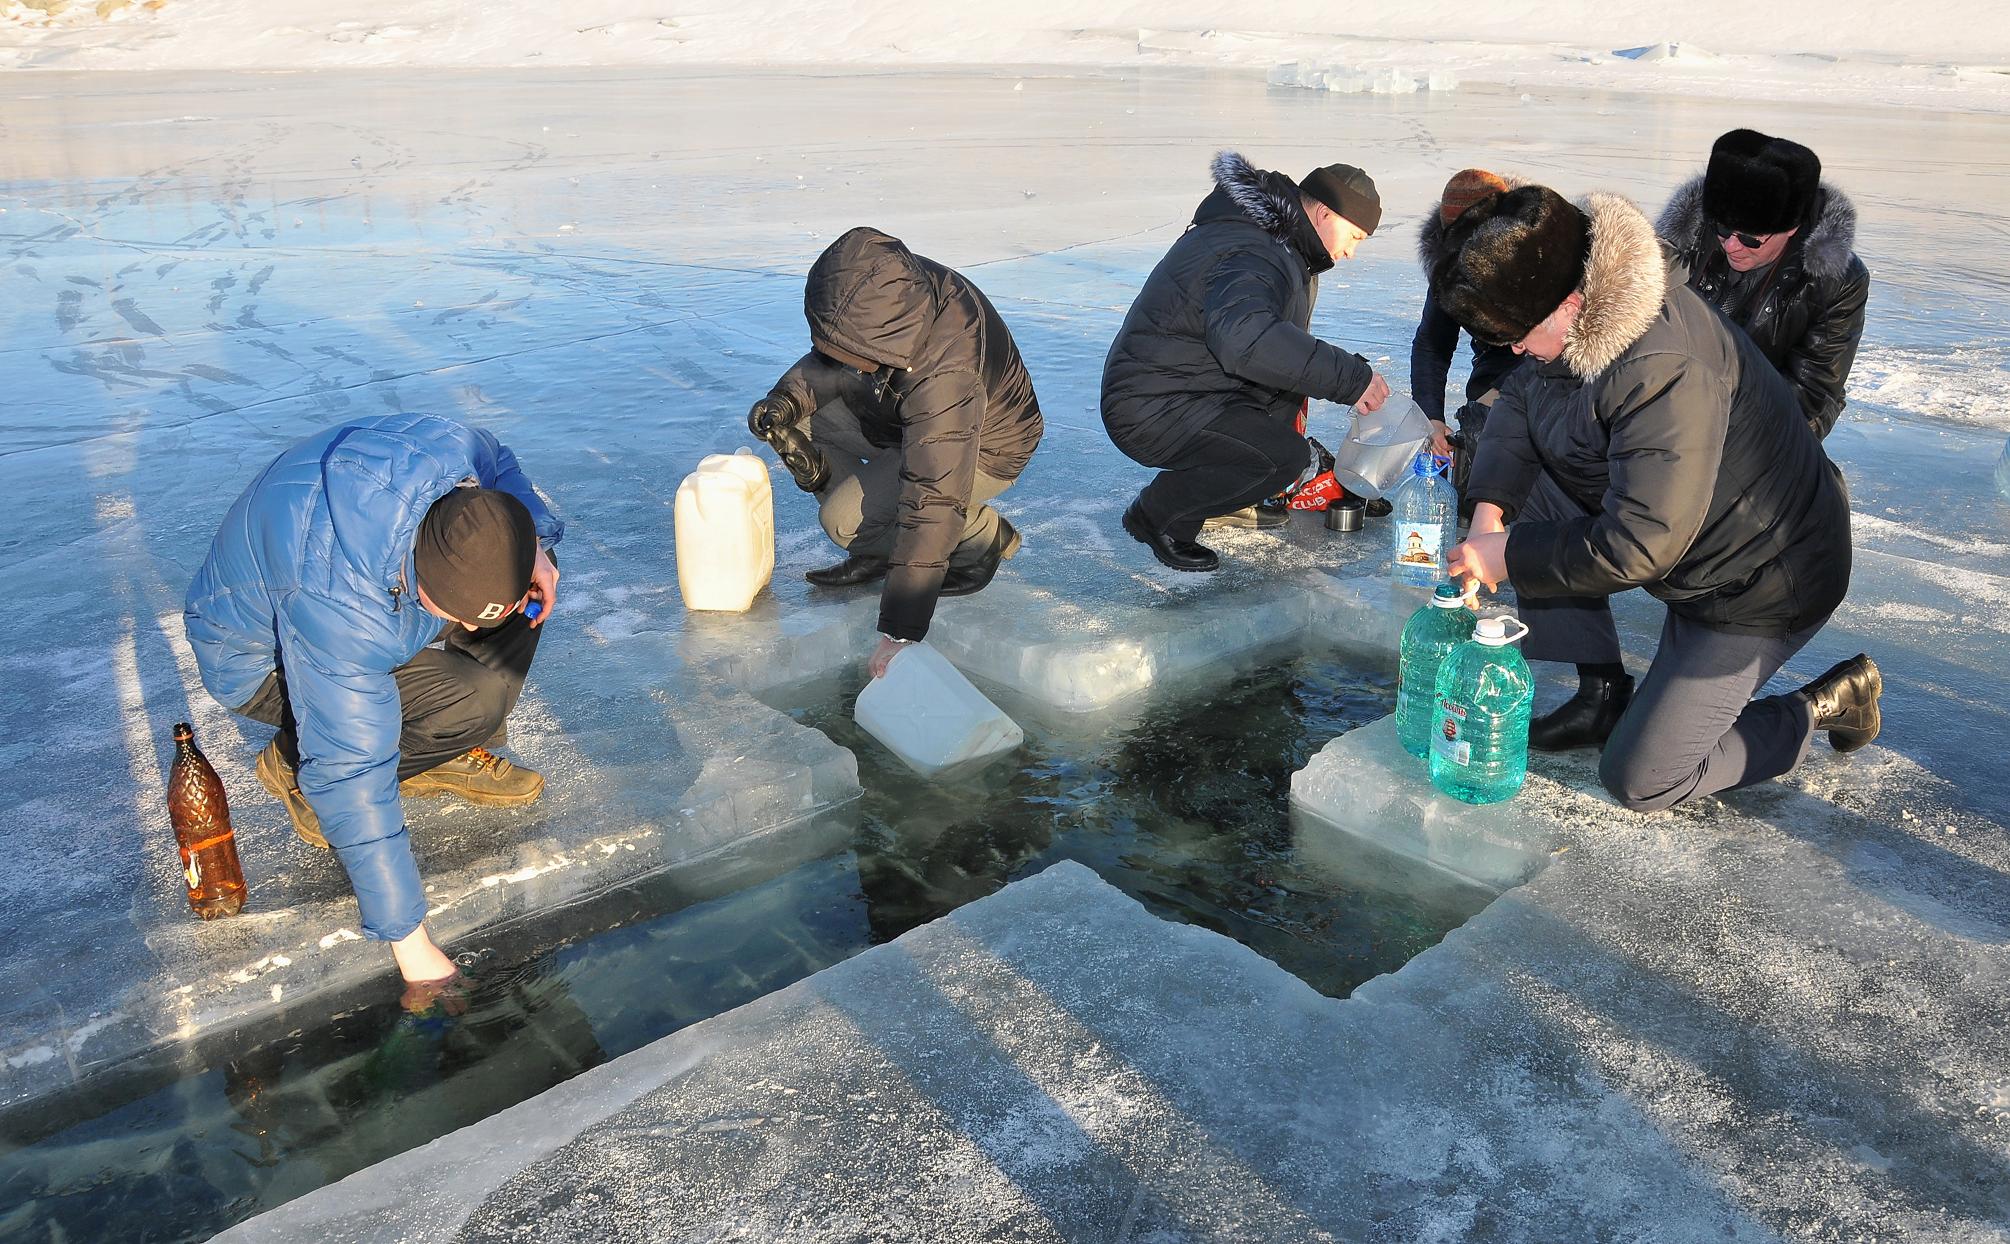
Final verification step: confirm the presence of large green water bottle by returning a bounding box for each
[1397,583,1476,759]
[1429,614,1535,805]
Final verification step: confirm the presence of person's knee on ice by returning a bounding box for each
[1597,742,1684,814]
[185,415,561,984]
[1101,150,1393,571]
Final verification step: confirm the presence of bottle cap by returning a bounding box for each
[1430,583,1466,608]
[1412,452,1434,476]
[1473,614,1530,646]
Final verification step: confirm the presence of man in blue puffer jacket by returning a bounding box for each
[185,414,562,986]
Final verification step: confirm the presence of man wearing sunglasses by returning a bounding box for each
[750,227,1043,677]
[1433,184,1879,812]
[186,414,561,987]
[1658,129,1869,439]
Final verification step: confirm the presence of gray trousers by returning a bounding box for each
[811,399,1010,568]
[1511,474,1823,812]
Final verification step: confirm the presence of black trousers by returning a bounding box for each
[1130,402,1310,542]
[237,611,541,780]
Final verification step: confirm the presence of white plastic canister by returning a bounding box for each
[674,449,775,612]
[854,643,1024,777]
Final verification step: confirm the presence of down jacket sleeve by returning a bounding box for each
[277,597,427,942]
[1505,352,1729,599]
[879,369,985,642]
[473,426,564,548]
[1460,374,1547,524]
[1787,260,1870,439]
[1202,252,1373,407]
[1409,292,1462,423]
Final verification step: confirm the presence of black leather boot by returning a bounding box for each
[804,553,888,587]
[748,395,831,494]
[1363,495,1393,518]
[1796,653,1882,753]
[1122,499,1218,572]
[941,518,1023,597]
[1529,672,1635,752]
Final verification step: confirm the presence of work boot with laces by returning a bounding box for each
[256,740,329,850]
[400,747,545,807]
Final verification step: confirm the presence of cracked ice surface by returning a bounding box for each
[3,62,2010,1181]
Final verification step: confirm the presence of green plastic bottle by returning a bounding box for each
[1429,614,1535,805]
[1397,583,1476,760]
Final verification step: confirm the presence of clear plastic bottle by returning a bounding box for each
[1390,453,1457,589]
[1397,583,1476,760]
[1429,615,1535,805]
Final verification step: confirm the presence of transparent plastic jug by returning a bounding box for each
[675,449,775,612]
[1331,396,1433,498]
[1390,453,1458,589]
[1429,614,1535,805]
[1397,583,1477,760]
[854,643,1024,777]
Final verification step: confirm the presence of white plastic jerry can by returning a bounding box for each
[674,448,775,612]
[854,642,1025,778]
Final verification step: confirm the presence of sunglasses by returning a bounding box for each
[1714,225,1773,249]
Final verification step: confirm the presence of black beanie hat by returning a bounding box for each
[1702,129,1821,235]
[1429,184,1590,347]
[1300,163,1382,236]
[414,487,537,624]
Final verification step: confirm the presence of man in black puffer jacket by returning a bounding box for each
[1657,129,1870,439]
[1102,151,1391,572]
[1434,183,1882,813]
[749,228,1043,677]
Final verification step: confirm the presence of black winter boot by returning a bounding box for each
[805,553,888,588]
[1529,672,1634,752]
[940,518,1022,597]
[1796,653,1882,753]
[748,395,830,494]
[1364,495,1393,518]
[1122,499,1218,572]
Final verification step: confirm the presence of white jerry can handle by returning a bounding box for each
[1472,615,1530,646]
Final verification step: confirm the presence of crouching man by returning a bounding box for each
[748,227,1044,676]
[184,413,561,987]
[1431,184,1881,812]
[1100,151,1391,572]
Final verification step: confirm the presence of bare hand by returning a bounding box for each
[1447,532,1509,593]
[400,970,469,1017]
[1354,372,1391,414]
[526,547,559,627]
[390,923,457,985]
[869,636,911,679]
[1427,419,1454,456]
[1469,501,1507,537]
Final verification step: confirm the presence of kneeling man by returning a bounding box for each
[1432,184,1881,812]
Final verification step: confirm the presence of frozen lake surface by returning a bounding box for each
[2,66,2009,1240]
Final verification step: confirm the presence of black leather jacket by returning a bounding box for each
[1658,177,1870,439]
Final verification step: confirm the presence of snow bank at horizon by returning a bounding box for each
[4,0,2010,112]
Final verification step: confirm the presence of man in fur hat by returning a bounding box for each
[1431,183,1882,812]
[1658,129,1869,438]
[1101,151,1391,572]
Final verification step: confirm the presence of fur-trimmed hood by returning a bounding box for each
[1655,174,1858,282]
[1562,192,1668,379]
[1203,150,1332,274]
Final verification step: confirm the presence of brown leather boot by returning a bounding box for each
[256,741,328,849]
[400,747,545,806]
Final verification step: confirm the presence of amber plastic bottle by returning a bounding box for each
[168,722,247,919]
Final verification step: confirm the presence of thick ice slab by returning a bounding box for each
[1291,714,1588,888]
[0,538,861,1117]
[226,835,2010,1241]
